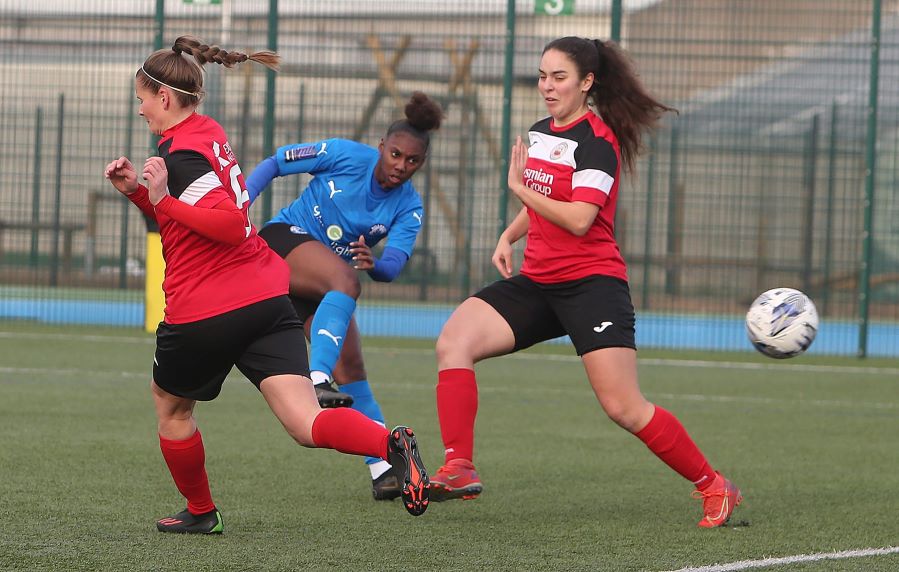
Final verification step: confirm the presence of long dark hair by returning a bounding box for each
[543,36,675,173]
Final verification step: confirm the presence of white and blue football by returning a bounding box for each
[746,288,819,359]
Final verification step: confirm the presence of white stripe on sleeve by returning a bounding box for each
[179,171,222,206]
[572,169,614,194]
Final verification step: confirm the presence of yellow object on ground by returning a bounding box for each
[144,231,165,333]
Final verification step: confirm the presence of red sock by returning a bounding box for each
[635,406,717,490]
[436,368,478,463]
[158,430,216,515]
[311,408,389,458]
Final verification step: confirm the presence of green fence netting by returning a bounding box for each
[1,0,897,356]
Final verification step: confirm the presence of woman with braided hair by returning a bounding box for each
[245,91,443,501]
[104,36,429,534]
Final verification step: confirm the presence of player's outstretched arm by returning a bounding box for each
[245,156,279,205]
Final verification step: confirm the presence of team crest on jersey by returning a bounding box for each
[326,225,344,241]
[289,225,308,235]
[284,145,317,162]
[369,224,387,237]
[550,142,568,161]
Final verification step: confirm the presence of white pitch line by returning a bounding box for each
[651,392,897,410]
[0,366,147,379]
[662,546,899,572]
[3,331,899,376]
[0,363,893,411]
[638,357,899,377]
[0,331,154,344]
[370,347,899,377]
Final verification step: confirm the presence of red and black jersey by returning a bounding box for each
[520,110,628,284]
[140,113,288,324]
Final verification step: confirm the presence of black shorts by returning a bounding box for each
[473,274,636,356]
[153,296,309,401]
[257,222,320,322]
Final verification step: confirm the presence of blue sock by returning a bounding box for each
[309,291,356,380]
[340,379,386,466]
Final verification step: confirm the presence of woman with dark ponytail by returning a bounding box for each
[104,37,429,534]
[245,91,443,501]
[430,37,742,529]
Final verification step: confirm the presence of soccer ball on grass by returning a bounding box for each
[745,287,818,359]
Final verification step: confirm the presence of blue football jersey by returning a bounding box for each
[268,138,424,262]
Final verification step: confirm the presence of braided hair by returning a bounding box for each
[137,35,280,107]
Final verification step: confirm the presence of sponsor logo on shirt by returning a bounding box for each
[369,223,388,236]
[523,166,554,196]
[312,205,324,226]
[326,225,343,241]
[331,242,351,257]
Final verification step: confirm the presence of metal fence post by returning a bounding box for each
[822,101,839,315]
[30,107,42,268]
[611,0,623,43]
[802,114,820,296]
[260,0,278,222]
[154,0,164,50]
[641,134,656,309]
[50,94,65,287]
[497,0,515,238]
[859,0,882,357]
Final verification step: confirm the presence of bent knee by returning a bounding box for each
[436,327,477,367]
[599,399,651,433]
[292,433,317,448]
[283,424,316,447]
[329,266,361,300]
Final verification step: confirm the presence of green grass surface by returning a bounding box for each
[1,321,898,571]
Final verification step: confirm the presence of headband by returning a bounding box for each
[140,65,200,98]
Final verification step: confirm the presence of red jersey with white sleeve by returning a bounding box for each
[129,113,289,324]
[519,110,627,284]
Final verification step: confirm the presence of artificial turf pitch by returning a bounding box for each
[1,322,897,571]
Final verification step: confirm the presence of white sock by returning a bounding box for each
[369,460,392,480]
[310,371,331,385]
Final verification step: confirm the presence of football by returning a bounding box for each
[745,288,819,358]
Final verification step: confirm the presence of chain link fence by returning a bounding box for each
[1,0,897,356]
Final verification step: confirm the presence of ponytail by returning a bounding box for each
[138,35,281,108]
[544,36,676,173]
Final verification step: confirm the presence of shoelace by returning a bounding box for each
[691,488,726,500]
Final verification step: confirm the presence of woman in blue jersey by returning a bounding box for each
[246,92,443,500]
